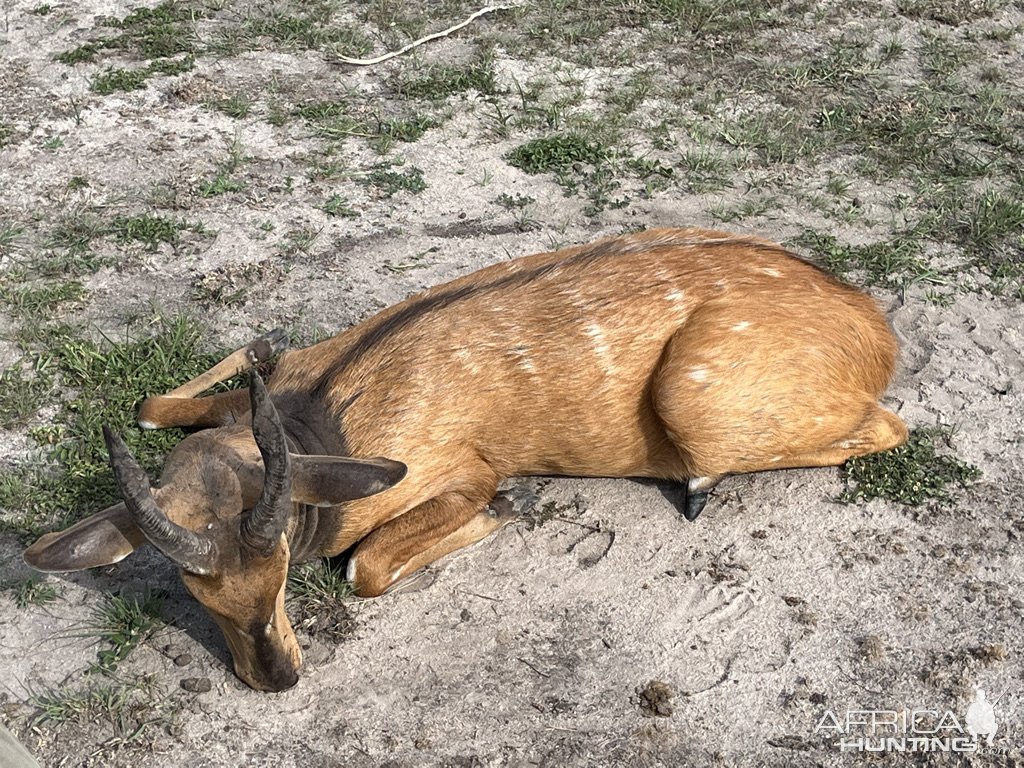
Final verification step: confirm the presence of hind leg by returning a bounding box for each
[767,404,907,470]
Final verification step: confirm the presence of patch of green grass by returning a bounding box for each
[92,67,149,95]
[287,558,357,641]
[375,115,435,143]
[276,227,320,258]
[397,56,498,99]
[295,100,362,140]
[910,184,1024,293]
[494,193,536,210]
[8,577,60,608]
[56,42,106,65]
[147,56,194,77]
[78,591,164,672]
[0,222,23,253]
[0,363,53,429]
[199,173,246,197]
[244,8,371,54]
[59,1,202,66]
[294,100,349,121]
[0,316,228,539]
[91,56,195,94]
[918,29,978,78]
[369,115,437,154]
[790,230,942,288]
[897,0,1006,24]
[29,4,53,14]
[0,281,87,317]
[840,427,981,506]
[105,1,202,58]
[288,558,353,603]
[719,109,829,166]
[363,163,427,198]
[48,212,106,254]
[709,195,782,223]
[677,146,733,193]
[0,122,14,148]
[28,674,177,751]
[506,132,609,175]
[322,194,358,218]
[110,215,184,250]
[920,186,1024,256]
[211,93,252,119]
[784,37,877,90]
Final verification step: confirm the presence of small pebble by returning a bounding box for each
[173,653,192,667]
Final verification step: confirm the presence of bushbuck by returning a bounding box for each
[24,227,908,691]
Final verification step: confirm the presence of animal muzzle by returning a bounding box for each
[213,613,302,692]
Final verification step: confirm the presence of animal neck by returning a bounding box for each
[275,418,347,564]
[271,388,350,458]
[283,501,333,563]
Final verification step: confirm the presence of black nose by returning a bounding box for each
[267,669,299,692]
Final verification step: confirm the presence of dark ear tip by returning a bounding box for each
[388,460,408,484]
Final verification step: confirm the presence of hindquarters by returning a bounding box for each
[651,290,905,480]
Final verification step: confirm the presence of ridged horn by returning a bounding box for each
[102,426,215,575]
[240,372,292,555]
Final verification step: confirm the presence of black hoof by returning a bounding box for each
[249,329,290,364]
[683,489,708,522]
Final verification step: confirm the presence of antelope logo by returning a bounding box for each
[24,228,908,690]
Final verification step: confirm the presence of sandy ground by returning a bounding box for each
[1,0,1022,765]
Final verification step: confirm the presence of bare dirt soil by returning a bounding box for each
[1,0,1022,765]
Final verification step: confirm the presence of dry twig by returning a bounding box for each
[334,5,516,66]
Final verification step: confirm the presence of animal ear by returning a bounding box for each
[290,455,407,507]
[23,503,146,572]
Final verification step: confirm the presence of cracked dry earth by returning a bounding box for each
[1,0,1023,766]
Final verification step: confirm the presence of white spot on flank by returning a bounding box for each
[814,416,825,424]
[761,268,783,277]
[389,568,402,584]
[584,323,614,371]
[688,366,709,382]
[664,289,684,302]
[454,347,481,374]
[731,321,751,332]
[508,344,536,374]
[770,455,783,463]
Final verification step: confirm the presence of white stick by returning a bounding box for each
[335,5,515,66]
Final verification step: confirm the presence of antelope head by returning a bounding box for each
[24,374,406,691]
